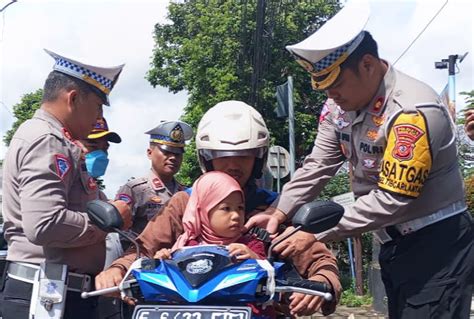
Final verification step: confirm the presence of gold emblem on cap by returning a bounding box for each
[170,125,184,142]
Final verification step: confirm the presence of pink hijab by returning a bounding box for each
[172,171,244,250]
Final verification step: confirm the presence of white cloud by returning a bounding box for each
[0,0,473,198]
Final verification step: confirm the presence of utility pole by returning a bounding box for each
[435,52,469,120]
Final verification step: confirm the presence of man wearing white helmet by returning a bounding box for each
[95,101,342,316]
[246,1,473,318]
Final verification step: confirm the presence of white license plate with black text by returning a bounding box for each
[133,305,252,319]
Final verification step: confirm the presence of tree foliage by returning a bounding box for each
[147,0,340,185]
[459,90,474,216]
[3,89,43,146]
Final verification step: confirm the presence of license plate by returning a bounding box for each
[133,305,251,319]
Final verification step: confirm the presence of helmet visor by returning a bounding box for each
[199,148,266,161]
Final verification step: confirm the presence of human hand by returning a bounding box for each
[243,207,287,234]
[153,248,172,260]
[465,109,474,140]
[288,292,324,316]
[228,243,258,260]
[94,266,125,298]
[110,200,132,230]
[272,227,316,259]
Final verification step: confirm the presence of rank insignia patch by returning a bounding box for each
[372,115,385,126]
[150,196,162,203]
[54,154,71,180]
[372,96,385,113]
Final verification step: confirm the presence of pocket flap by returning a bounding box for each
[406,278,456,306]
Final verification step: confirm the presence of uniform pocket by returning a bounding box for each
[402,278,457,318]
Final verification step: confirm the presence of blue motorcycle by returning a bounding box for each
[83,200,344,319]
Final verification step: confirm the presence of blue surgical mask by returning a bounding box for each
[85,150,109,178]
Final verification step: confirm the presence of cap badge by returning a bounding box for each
[170,125,184,143]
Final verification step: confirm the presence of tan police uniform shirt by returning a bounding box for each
[115,169,186,236]
[274,63,466,241]
[1,109,106,275]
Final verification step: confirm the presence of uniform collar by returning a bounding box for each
[366,60,396,116]
[34,108,65,135]
[33,108,84,160]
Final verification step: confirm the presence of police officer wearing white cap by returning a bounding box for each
[246,1,473,318]
[1,49,132,319]
[114,120,193,247]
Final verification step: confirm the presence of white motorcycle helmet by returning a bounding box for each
[196,100,270,179]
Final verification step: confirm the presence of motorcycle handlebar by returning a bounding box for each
[275,278,333,301]
[81,286,120,299]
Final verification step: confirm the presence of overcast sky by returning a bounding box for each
[0,0,472,198]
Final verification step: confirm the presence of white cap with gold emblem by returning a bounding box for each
[286,0,370,90]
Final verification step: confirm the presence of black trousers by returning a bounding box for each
[0,275,99,319]
[379,212,473,319]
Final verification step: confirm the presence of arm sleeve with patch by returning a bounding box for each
[318,105,454,242]
[19,134,105,247]
[273,114,346,216]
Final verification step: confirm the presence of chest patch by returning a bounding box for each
[359,142,384,154]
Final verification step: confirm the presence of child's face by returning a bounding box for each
[209,191,245,239]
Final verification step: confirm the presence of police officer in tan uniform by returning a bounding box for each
[1,49,131,319]
[115,121,193,244]
[246,2,473,318]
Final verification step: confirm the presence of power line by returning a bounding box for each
[394,0,449,65]
[0,0,16,13]
[0,101,13,117]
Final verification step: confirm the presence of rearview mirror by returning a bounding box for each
[292,201,344,234]
[86,200,123,232]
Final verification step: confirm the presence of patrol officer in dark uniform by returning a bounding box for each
[115,121,193,244]
[246,2,473,318]
[1,49,131,319]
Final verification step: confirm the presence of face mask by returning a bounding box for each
[85,150,109,178]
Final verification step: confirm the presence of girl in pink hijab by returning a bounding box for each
[154,171,265,260]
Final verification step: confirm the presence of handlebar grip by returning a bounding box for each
[277,278,332,293]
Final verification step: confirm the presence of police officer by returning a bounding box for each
[114,120,193,244]
[246,2,473,318]
[81,117,122,180]
[1,49,132,319]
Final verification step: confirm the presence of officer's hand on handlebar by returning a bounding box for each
[95,266,125,298]
[272,227,317,258]
[243,207,287,234]
[110,200,132,230]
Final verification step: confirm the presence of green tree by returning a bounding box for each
[3,89,43,146]
[147,0,340,185]
[459,90,474,215]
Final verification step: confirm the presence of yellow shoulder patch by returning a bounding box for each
[378,112,432,197]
